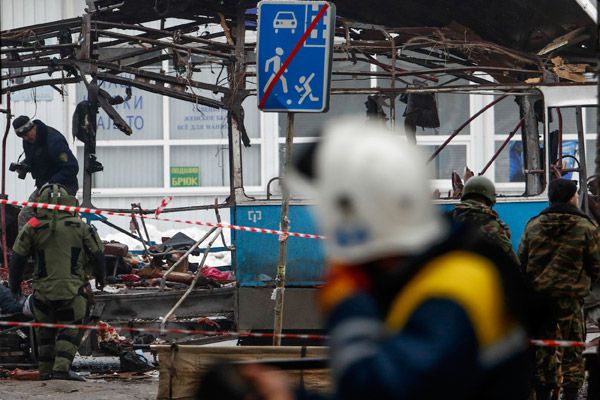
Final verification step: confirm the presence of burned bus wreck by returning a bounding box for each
[0,0,598,373]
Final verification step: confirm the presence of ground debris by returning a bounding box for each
[0,368,39,381]
[0,377,159,400]
[87,370,158,380]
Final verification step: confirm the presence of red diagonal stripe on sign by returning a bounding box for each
[258,3,330,109]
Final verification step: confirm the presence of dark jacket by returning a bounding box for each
[22,120,79,195]
[326,223,533,400]
[519,203,600,298]
[0,284,22,314]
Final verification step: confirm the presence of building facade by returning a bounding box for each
[1,0,596,244]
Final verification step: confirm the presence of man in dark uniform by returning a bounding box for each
[9,184,105,381]
[519,178,600,400]
[12,116,79,228]
[451,175,519,265]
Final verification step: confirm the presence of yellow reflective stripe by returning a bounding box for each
[385,251,513,347]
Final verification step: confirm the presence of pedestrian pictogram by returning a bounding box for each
[264,47,289,94]
[257,1,335,112]
[295,73,319,104]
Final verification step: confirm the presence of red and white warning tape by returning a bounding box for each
[0,320,326,341]
[0,320,593,347]
[528,339,589,348]
[0,198,325,240]
[154,196,173,217]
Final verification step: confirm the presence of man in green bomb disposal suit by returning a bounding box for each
[9,184,105,381]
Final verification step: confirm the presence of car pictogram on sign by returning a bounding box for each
[273,11,297,33]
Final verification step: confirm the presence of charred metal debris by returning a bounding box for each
[0,0,597,205]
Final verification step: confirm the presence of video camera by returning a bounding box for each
[9,161,30,180]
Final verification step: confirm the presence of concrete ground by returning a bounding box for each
[0,372,592,399]
[0,376,159,400]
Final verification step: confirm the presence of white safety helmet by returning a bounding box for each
[290,118,446,265]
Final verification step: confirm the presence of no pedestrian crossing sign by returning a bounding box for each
[257,0,335,112]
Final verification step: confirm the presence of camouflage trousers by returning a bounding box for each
[32,294,87,374]
[534,297,585,390]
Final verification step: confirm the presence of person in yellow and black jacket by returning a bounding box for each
[289,119,536,400]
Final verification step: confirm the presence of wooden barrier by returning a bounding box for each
[153,345,330,399]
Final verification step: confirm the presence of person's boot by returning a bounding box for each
[52,370,86,382]
[535,385,552,400]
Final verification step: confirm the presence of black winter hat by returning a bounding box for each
[548,178,577,204]
[12,115,34,136]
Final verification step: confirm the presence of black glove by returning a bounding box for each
[92,250,106,291]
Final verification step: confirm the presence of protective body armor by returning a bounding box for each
[12,184,103,301]
[13,213,101,301]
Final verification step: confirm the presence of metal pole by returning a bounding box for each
[575,107,589,213]
[82,79,98,208]
[479,119,524,175]
[428,95,508,162]
[387,32,396,128]
[273,112,294,346]
[227,8,249,203]
[99,218,150,246]
[1,92,11,270]
[129,205,149,254]
[160,228,222,332]
[80,14,96,208]
[521,95,543,195]
[557,108,564,166]
[159,227,218,291]
[133,203,152,243]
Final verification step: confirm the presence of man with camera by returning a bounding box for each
[11,116,79,228]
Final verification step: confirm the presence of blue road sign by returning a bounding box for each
[257,0,335,112]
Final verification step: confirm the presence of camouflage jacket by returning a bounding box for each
[518,203,600,298]
[451,199,519,265]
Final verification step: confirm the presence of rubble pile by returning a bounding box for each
[100,232,234,293]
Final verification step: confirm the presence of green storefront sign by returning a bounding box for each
[170,166,200,187]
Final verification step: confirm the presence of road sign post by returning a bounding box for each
[257,0,334,344]
[257,0,335,112]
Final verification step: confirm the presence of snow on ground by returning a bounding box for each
[102,225,232,268]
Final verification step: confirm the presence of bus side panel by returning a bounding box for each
[439,200,547,250]
[234,204,326,286]
[234,200,547,288]
[495,201,547,249]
